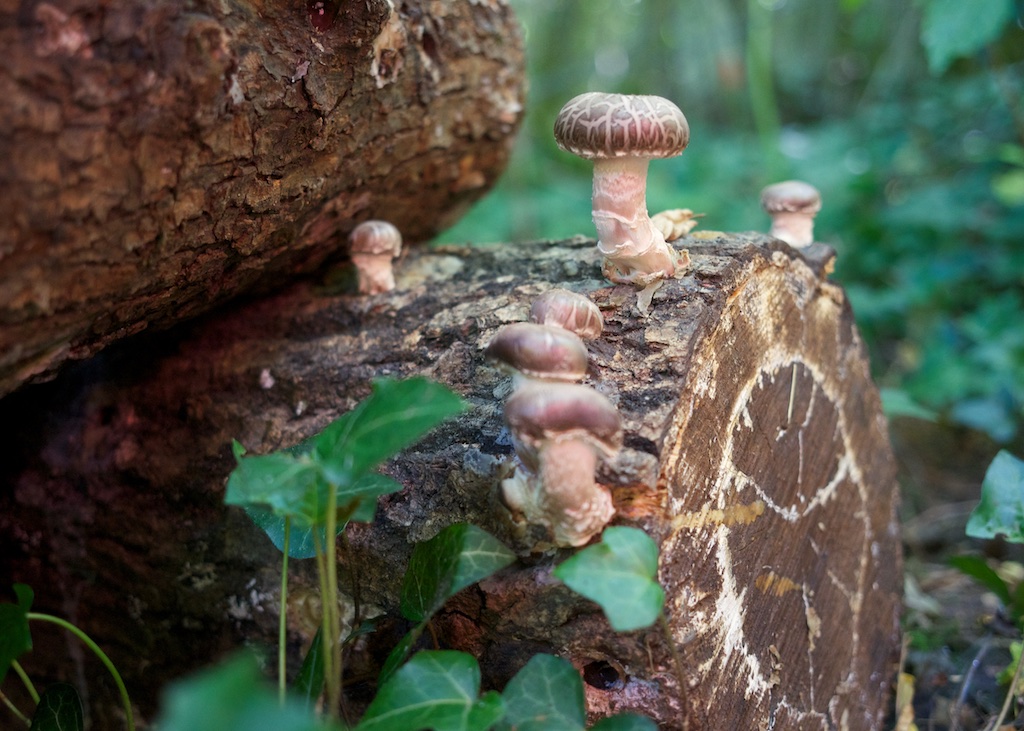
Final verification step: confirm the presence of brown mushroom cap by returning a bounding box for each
[760,181,822,215]
[485,322,589,382]
[504,381,623,461]
[529,289,604,340]
[349,220,402,256]
[553,92,690,161]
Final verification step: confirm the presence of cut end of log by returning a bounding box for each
[0,234,901,729]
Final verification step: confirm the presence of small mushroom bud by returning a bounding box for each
[554,92,690,287]
[484,322,589,384]
[760,181,821,248]
[501,381,622,547]
[529,289,604,340]
[348,220,402,294]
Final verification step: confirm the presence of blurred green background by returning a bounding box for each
[435,0,1024,451]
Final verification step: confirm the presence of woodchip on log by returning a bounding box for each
[0,234,902,729]
[0,0,524,397]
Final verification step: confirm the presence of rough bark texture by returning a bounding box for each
[0,0,524,397]
[0,234,902,729]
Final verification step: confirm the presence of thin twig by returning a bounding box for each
[989,642,1024,731]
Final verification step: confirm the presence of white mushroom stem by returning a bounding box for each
[501,438,615,548]
[351,253,396,295]
[768,210,816,248]
[590,157,679,286]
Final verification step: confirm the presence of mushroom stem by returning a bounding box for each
[351,253,396,294]
[536,438,614,547]
[768,210,815,248]
[591,157,678,285]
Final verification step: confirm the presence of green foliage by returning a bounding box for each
[30,684,83,731]
[155,653,342,731]
[382,523,515,680]
[966,450,1024,543]
[400,524,517,623]
[553,527,664,632]
[495,654,584,731]
[293,627,325,711]
[918,0,1016,74]
[355,651,504,731]
[496,654,655,731]
[439,1,1024,443]
[226,377,467,558]
[0,583,33,685]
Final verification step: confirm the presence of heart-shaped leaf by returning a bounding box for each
[0,583,34,685]
[356,651,503,731]
[554,527,664,632]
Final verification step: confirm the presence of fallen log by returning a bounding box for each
[0,234,902,729]
[0,0,524,396]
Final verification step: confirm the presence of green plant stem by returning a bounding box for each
[991,643,1024,730]
[659,612,689,731]
[11,660,39,704]
[0,688,31,726]
[279,516,291,706]
[313,530,337,719]
[325,482,342,720]
[26,613,135,731]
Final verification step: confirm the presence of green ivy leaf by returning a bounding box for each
[155,653,342,731]
[0,583,34,685]
[293,628,324,712]
[401,524,516,623]
[315,378,467,484]
[244,474,404,559]
[29,683,84,731]
[948,555,1012,605]
[919,0,1015,74]
[554,527,664,632]
[966,450,1024,543]
[245,508,327,560]
[226,452,326,527]
[495,654,585,731]
[356,651,504,731]
[377,632,417,685]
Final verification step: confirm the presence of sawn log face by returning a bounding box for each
[0,234,901,728]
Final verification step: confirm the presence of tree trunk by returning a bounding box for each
[0,234,902,729]
[0,0,524,397]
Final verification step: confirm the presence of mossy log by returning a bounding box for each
[0,234,902,729]
[0,0,524,397]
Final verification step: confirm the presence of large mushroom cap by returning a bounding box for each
[553,92,690,161]
[760,180,822,215]
[349,220,403,256]
[504,381,623,459]
[485,322,589,382]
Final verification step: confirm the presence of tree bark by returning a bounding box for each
[0,0,524,397]
[0,234,902,729]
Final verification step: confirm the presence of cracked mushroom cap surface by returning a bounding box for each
[760,180,822,215]
[484,322,589,382]
[553,92,690,161]
[348,220,402,256]
[529,289,604,340]
[504,381,623,461]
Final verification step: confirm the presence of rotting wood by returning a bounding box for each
[0,0,524,397]
[0,234,902,729]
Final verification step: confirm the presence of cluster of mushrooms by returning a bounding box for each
[341,92,824,548]
[483,289,620,548]
[345,92,822,300]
